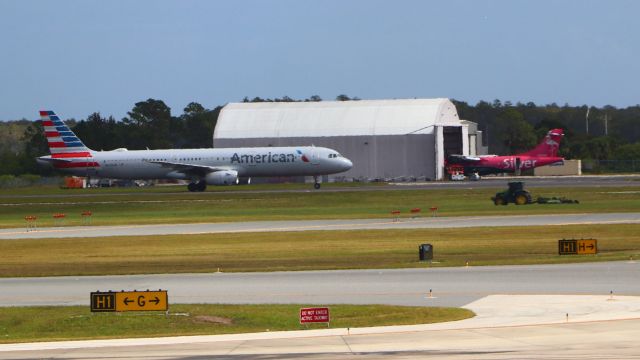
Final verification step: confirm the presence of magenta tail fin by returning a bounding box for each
[521,128,564,157]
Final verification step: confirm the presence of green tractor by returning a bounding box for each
[492,181,533,206]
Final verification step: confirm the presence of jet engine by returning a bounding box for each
[205,170,239,185]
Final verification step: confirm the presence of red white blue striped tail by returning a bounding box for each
[40,110,92,158]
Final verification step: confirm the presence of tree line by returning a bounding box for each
[1,96,639,177]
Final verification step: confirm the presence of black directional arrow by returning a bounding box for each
[149,297,160,305]
[587,244,595,250]
[123,297,134,305]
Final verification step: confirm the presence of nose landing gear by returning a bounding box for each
[313,176,321,189]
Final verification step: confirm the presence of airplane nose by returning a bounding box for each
[341,158,353,171]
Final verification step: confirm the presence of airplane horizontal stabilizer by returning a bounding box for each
[37,157,74,164]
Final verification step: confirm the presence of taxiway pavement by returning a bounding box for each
[1,212,640,240]
[1,261,638,308]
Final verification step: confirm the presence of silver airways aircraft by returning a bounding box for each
[36,110,353,191]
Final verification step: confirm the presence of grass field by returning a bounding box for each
[0,304,473,343]
[0,184,639,228]
[1,224,638,277]
[0,185,637,344]
[1,183,639,276]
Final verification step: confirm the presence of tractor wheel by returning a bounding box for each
[494,195,506,206]
[515,192,531,205]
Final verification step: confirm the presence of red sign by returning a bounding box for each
[300,307,330,324]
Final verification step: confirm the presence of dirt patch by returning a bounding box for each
[192,315,234,325]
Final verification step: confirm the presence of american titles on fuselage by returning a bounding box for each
[230,151,307,164]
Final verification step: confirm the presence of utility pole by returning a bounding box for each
[604,113,608,136]
[585,107,590,135]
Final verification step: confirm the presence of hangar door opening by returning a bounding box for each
[435,126,464,180]
[443,126,463,157]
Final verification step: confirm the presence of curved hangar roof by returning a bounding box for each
[214,98,461,139]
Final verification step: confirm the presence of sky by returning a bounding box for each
[0,0,638,120]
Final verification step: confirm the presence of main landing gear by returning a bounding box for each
[188,181,207,192]
[313,176,321,189]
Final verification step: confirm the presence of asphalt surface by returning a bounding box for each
[2,212,639,240]
[1,261,638,308]
[4,320,640,359]
[390,174,640,189]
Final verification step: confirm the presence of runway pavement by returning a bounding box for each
[1,261,638,308]
[390,174,640,189]
[1,212,640,240]
[1,250,639,358]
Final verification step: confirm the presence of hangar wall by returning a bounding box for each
[215,134,436,181]
[534,160,582,176]
[213,98,483,181]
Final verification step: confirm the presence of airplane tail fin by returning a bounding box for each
[521,128,564,157]
[39,110,92,157]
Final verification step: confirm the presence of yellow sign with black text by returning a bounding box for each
[90,290,168,312]
[576,239,597,255]
[115,291,168,311]
[558,239,597,255]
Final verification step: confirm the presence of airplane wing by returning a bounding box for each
[448,155,482,162]
[448,154,499,162]
[147,160,231,177]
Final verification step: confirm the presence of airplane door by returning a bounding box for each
[311,148,320,165]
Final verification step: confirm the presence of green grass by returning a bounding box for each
[1,224,639,277]
[0,304,474,343]
[0,185,639,228]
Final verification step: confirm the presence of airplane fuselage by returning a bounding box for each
[39,146,352,181]
[448,155,564,176]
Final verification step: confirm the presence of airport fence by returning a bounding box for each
[0,175,62,188]
[582,159,640,174]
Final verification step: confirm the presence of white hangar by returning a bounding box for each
[213,98,486,181]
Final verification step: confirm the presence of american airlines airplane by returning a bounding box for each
[36,110,353,191]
